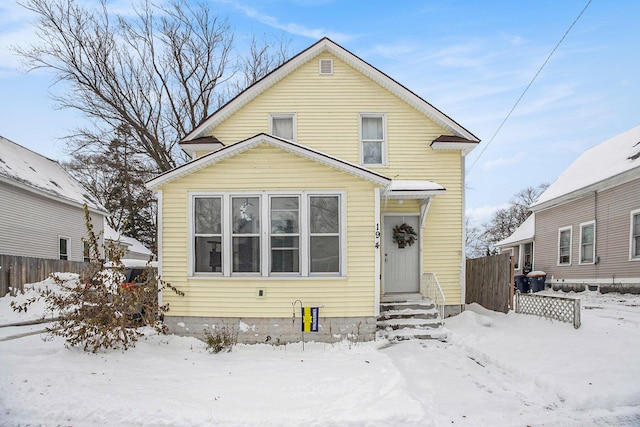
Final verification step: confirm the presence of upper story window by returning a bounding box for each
[59,236,70,260]
[191,192,344,277]
[360,113,386,166]
[580,221,595,264]
[270,113,296,141]
[631,209,640,260]
[558,226,572,265]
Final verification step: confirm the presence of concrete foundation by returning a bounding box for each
[551,281,640,295]
[165,315,377,344]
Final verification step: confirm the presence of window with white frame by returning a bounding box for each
[580,221,595,264]
[270,196,300,273]
[191,192,343,276]
[632,209,640,260]
[82,241,90,262]
[59,237,70,260]
[270,114,296,141]
[360,114,386,166]
[194,197,223,273]
[522,242,533,270]
[558,226,572,265]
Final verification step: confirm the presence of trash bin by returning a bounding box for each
[515,274,530,293]
[527,271,547,293]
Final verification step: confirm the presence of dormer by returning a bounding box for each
[179,135,225,160]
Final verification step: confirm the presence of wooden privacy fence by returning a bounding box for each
[0,254,89,297]
[465,253,514,313]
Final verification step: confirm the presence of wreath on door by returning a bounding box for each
[392,223,417,248]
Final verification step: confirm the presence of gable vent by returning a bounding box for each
[319,59,333,75]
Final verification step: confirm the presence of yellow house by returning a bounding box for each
[146,38,479,343]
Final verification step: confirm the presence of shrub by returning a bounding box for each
[11,205,182,352]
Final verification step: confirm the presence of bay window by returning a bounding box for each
[191,192,343,276]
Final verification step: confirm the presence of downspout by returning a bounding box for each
[461,154,467,310]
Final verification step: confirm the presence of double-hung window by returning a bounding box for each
[270,196,300,273]
[270,114,296,141]
[558,226,572,265]
[194,197,223,273]
[232,197,261,273]
[580,221,595,264]
[309,196,340,273]
[59,237,70,260]
[192,192,343,276]
[632,209,640,260]
[360,113,386,166]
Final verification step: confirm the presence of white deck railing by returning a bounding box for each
[422,272,446,321]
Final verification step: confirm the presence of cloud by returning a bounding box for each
[216,0,355,43]
[466,203,509,225]
[481,152,526,171]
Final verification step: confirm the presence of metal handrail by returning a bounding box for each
[422,272,446,321]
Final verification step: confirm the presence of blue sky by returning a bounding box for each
[1,0,639,224]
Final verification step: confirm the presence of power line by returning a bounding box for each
[467,0,593,174]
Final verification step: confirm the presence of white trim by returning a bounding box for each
[374,188,381,316]
[58,235,70,261]
[558,226,572,266]
[269,113,297,142]
[579,220,596,265]
[631,209,640,261]
[147,134,390,190]
[359,113,387,167]
[156,190,163,307]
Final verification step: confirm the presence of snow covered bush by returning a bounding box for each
[11,205,183,352]
[203,323,237,353]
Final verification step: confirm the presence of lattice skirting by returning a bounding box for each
[515,293,581,329]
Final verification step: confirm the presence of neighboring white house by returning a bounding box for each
[104,224,154,261]
[0,135,108,261]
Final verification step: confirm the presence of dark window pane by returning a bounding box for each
[310,236,339,273]
[271,249,300,273]
[271,236,299,249]
[233,237,260,273]
[195,236,222,273]
[310,196,339,233]
[195,197,221,234]
[363,141,382,164]
[233,197,260,234]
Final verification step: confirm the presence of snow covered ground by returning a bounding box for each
[1,275,639,426]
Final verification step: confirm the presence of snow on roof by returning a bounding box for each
[532,125,640,208]
[495,214,535,247]
[388,180,445,192]
[0,135,107,212]
[104,224,153,257]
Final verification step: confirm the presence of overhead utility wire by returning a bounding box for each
[466,0,592,173]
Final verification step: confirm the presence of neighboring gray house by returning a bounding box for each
[495,214,535,277]
[104,224,154,261]
[0,136,108,261]
[498,125,640,292]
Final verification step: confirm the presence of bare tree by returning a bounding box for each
[15,0,288,172]
[480,183,549,252]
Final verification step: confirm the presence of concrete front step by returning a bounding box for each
[377,296,446,342]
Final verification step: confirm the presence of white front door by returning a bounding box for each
[383,215,420,294]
